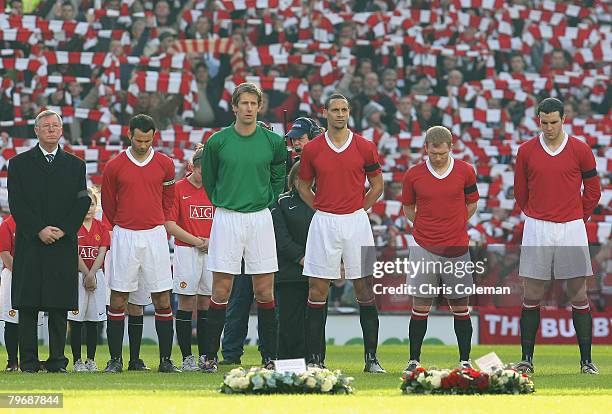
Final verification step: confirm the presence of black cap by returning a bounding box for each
[286,117,316,140]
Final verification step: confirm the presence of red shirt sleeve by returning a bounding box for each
[579,143,601,221]
[364,141,382,177]
[0,219,12,253]
[298,143,315,181]
[401,170,415,206]
[167,183,180,222]
[99,220,111,247]
[162,157,176,221]
[513,144,529,212]
[464,163,479,203]
[101,163,117,226]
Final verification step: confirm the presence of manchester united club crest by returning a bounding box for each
[180,281,188,289]
[8,310,16,317]
[95,234,101,241]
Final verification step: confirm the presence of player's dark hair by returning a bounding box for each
[324,93,350,110]
[61,1,74,8]
[537,98,564,118]
[232,82,263,107]
[129,114,156,136]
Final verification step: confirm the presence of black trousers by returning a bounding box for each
[276,283,327,361]
[19,308,68,372]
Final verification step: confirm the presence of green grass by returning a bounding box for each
[0,345,610,413]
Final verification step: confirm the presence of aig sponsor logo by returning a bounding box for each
[189,205,213,220]
[79,246,99,259]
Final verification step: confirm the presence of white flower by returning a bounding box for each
[426,375,442,389]
[305,377,317,389]
[228,376,250,390]
[321,379,333,392]
[251,374,265,390]
[417,372,426,383]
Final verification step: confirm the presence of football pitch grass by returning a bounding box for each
[0,344,609,413]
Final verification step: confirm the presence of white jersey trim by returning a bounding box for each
[325,130,353,153]
[125,147,155,167]
[539,132,568,157]
[426,156,454,180]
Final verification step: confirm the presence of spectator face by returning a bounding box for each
[324,98,350,131]
[426,142,451,169]
[488,98,502,109]
[383,71,397,92]
[368,110,383,127]
[233,92,261,126]
[132,19,146,40]
[68,82,82,98]
[577,99,592,117]
[10,0,23,15]
[61,3,75,21]
[35,114,63,149]
[358,60,372,77]
[510,55,525,73]
[161,34,176,51]
[551,51,567,70]
[338,25,354,46]
[155,1,171,21]
[563,103,575,120]
[350,75,363,94]
[443,56,458,71]
[129,128,155,156]
[137,92,150,109]
[420,102,433,120]
[448,70,463,87]
[195,65,209,83]
[106,0,120,10]
[109,40,123,56]
[196,16,211,36]
[538,111,564,141]
[310,83,323,103]
[231,33,245,51]
[364,73,379,95]
[398,97,413,117]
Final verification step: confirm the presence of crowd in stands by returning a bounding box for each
[0,0,610,307]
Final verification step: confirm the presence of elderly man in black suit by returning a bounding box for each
[7,110,90,373]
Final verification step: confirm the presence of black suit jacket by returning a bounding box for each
[7,145,90,310]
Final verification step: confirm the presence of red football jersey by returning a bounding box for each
[101,149,176,230]
[167,177,214,246]
[298,131,381,214]
[402,158,479,256]
[78,218,111,269]
[0,215,16,257]
[514,134,601,222]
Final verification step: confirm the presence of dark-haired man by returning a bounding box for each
[201,82,286,373]
[297,93,385,373]
[514,97,601,374]
[101,114,180,373]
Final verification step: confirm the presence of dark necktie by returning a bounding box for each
[46,154,54,163]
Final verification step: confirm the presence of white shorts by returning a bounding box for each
[104,253,152,306]
[0,268,43,325]
[68,271,107,322]
[173,246,212,296]
[519,217,593,280]
[208,208,278,275]
[108,225,172,293]
[407,241,474,299]
[303,209,375,280]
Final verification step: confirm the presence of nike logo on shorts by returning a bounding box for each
[182,196,191,199]
[289,206,297,210]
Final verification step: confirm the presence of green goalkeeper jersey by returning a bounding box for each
[201,124,287,212]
